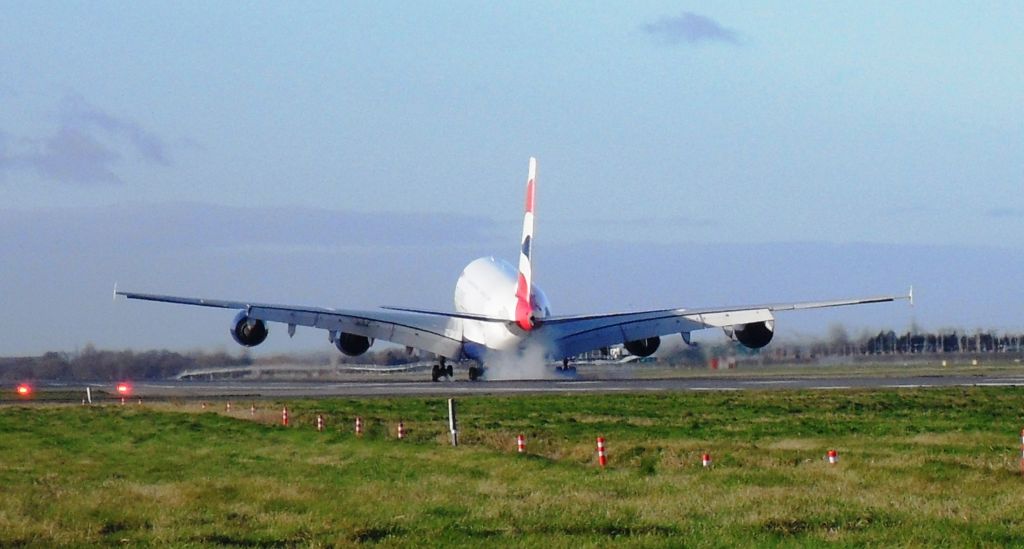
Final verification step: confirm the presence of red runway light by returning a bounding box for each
[116,383,131,395]
[16,384,32,397]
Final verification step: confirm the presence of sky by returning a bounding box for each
[1,2,1022,355]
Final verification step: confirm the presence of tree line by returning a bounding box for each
[0,346,253,382]
[5,327,1024,382]
[658,326,1024,365]
[0,344,426,382]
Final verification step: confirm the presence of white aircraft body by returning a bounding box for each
[118,158,910,380]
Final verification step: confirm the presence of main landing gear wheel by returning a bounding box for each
[431,357,452,382]
[468,366,485,381]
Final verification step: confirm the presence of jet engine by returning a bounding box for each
[230,311,269,347]
[724,321,774,349]
[335,333,373,356]
[624,336,661,357]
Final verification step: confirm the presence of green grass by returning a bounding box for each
[2,388,1024,547]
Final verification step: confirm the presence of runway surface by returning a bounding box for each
[102,373,1024,399]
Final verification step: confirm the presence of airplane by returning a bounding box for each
[117,157,911,381]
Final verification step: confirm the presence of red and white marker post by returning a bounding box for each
[702,452,712,468]
[828,449,838,465]
[517,434,526,454]
[281,406,289,427]
[316,414,324,433]
[397,421,405,440]
[250,403,256,416]
[226,402,231,413]
[355,416,363,436]
[596,437,607,468]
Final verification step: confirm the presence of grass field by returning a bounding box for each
[2,387,1024,547]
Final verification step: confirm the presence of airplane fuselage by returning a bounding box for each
[454,256,551,360]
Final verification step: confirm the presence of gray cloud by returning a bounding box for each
[0,95,170,185]
[643,12,739,45]
[24,126,124,184]
[61,95,170,165]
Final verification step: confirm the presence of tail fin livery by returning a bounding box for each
[514,157,537,331]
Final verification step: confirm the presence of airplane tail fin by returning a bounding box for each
[514,157,537,331]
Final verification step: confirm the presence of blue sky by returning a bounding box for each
[1,3,1022,354]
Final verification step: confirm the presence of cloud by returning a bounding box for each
[643,12,739,46]
[22,126,125,184]
[0,95,171,185]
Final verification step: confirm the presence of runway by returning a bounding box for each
[110,372,1024,399]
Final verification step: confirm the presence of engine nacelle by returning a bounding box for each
[231,311,269,347]
[624,336,661,357]
[335,332,373,356]
[725,320,774,349]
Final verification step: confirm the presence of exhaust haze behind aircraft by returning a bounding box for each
[118,157,911,380]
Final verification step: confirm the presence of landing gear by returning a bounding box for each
[431,357,453,382]
[556,358,577,375]
[468,365,485,381]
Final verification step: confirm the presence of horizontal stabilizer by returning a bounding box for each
[381,306,511,323]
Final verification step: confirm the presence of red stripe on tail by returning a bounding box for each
[515,273,533,331]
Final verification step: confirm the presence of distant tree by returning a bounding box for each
[35,352,71,379]
[827,324,850,355]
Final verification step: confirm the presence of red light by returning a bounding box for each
[16,384,32,397]
[116,383,131,395]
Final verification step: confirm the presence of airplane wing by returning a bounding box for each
[118,288,910,363]
[115,291,470,359]
[536,292,912,359]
